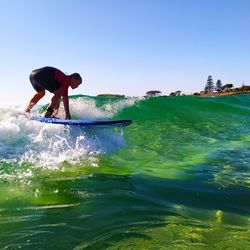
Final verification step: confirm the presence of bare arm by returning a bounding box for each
[45,89,61,118]
[50,88,71,119]
[63,95,71,119]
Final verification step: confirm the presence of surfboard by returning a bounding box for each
[31,117,132,127]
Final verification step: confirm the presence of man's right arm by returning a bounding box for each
[62,95,71,119]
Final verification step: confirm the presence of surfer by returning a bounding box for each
[25,66,82,119]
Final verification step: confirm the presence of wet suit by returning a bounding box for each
[29,66,70,95]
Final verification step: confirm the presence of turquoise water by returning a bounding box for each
[0,95,249,249]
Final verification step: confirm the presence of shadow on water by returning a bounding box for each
[0,172,249,249]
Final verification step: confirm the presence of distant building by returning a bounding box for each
[146,90,162,97]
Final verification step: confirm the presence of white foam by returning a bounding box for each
[46,97,137,120]
[0,98,134,170]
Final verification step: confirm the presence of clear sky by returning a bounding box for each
[1,0,250,106]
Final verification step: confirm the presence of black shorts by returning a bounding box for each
[29,67,61,93]
[30,70,45,92]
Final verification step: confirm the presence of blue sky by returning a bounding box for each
[1,0,250,106]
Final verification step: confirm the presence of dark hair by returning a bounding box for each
[70,73,82,83]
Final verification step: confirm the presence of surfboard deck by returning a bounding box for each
[31,117,132,127]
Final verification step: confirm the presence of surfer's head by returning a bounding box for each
[69,73,82,89]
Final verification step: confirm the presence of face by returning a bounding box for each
[70,78,82,89]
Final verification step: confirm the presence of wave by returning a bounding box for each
[0,96,137,171]
[1,94,250,180]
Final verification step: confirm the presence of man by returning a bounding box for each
[25,66,82,119]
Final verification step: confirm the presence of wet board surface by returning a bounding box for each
[31,117,132,127]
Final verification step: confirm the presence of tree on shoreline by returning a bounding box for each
[169,90,182,96]
[146,90,162,97]
[216,80,222,92]
[222,84,233,92]
[205,75,214,93]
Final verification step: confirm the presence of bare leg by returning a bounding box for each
[25,90,45,112]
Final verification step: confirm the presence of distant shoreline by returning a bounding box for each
[95,90,250,98]
[199,90,250,97]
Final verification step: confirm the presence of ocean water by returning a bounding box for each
[0,95,249,249]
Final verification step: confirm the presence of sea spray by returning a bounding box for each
[0,96,136,170]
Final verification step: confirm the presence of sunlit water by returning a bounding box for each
[0,95,249,249]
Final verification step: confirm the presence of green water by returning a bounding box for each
[0,95,249,249]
